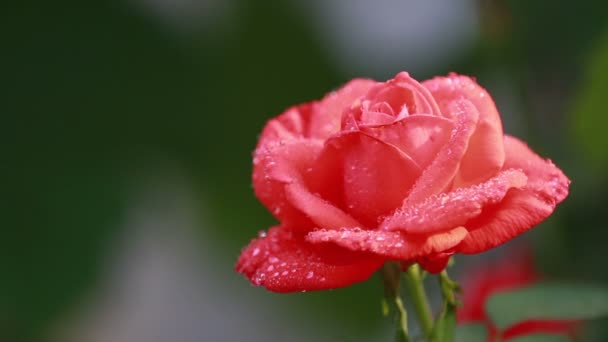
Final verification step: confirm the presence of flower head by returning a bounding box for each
[237,72,570,292]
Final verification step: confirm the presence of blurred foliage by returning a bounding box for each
[570,29,608,171]
[2,0,608,341]
[487,283,608,329]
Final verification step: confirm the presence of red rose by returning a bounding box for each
[236,72,569,292]
[458,249,579,341]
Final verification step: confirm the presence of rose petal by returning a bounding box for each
[253,139,319,230]
[417,252,454,274]
[307,226,468,261]
[390,72,442,116]
[236,226,384,292]
[257,79,376,147]
[311,132,422,227]
[257,104,313,147]
[285,181,361,230]
[360,114,454,171]
[423,74,505,187]
[382,169,527,234]
[457,135,570,254]
[310,79,377,139]
[405,99,479,204]
[255,138,360,232]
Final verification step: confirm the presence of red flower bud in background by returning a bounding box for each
[236,72,569,293]
[458,249,579,340]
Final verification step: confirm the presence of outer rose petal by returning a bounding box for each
[423,74,505,187]
[252,139,320,230]
[457,136,570,254]
[285,181,361,230]
[382,169,527,234]
[307,226,468,261]
[236,226,384,292]
[253,139,360,232]
[257,79,376,146]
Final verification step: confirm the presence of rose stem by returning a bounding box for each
[404,264,434,340]
[381,262,410,342]
[438,270,459,307]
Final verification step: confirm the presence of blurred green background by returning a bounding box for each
[2,0,608,341]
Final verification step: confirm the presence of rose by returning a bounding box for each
[236,72,569,292]
[458,249,579,341]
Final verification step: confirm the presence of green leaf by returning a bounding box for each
[454,323,487,342]
[487,283,608,329]
[508,334,570,342]
[570,29,608,169]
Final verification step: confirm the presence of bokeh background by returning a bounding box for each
[3,0,608,341]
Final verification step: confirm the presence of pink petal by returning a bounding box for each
[361,114,454,169]
[285,181,361,230]
[389,72,443,116]
[254,139,359,232]
[310,79,377,139]
[457,136,570,254]
[236,226,384,292]
[405,99,479,204]
[381,169,527,234]
[312,132,422,227]
[257,79,376,147]
[257,104,313,146]
[423,74,505,187]
[307,226,468,261]
[253,139,318,230]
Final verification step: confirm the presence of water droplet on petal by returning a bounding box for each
[306,271,314,279]
[252,248,260,256]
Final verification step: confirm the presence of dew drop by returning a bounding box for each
[258,231,267,238]
[306,271,314,279]
[269,256,279,263]
[252,248,260,256]
[281,271,289,276]
[273,272,279,277]
[267,265,274,272]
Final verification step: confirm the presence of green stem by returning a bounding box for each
[439,270,458,306]
[404,264,434,340]
[381,262,410,342]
